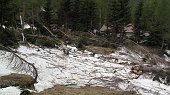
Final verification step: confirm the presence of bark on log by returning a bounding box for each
[132,65,170,74]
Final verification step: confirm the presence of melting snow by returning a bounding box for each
[0,51,16,76]
[165,50,170,62]
[0,45,170,95]
[0,87,21,95]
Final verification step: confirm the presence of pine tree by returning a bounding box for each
[109,0,130,27]
[38,0,54,35]
[71,0,81,30]
[108,0,130,42]
[88,0,98,30]
[79,0,98,31]
[0,0,18,29]
[95,0,110,28]
[156,0,170,49]
[57,0,72,29]
[134,0,144,42]
[39,0,53,29]
[146,0,169,48]
[0,0,18,46]
[134,0,168,48]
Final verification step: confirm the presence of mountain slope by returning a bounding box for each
[0,44,170,95]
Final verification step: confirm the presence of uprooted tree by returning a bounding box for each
[0,44,38,86]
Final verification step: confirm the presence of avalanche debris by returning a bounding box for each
[0,45,170,95]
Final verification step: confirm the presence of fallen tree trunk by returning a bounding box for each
[131,65,170,75]
[0,44,38,85]
[124,39,168,64]
[142,66,169,74]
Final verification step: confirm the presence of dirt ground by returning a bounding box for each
[0,73,34,89]
[32,85,138,95]
[85,45,114,54]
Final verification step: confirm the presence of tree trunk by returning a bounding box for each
[0,44,38,84]
[99,8,102,28]
[31,4,35,34]
[20,3,26,43]
[20,15,26,42]
[161,38,164,50]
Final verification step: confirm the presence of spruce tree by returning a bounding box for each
[39,0,53,29]
[146,0,169,48]
[38,0,54,35]
[134,0,144,42]
[108,0,130,42]
[0,0,18,29]
[57,0,72,29]
[71,0,81,30]
[0,0,18,46]
[79,0,98,32]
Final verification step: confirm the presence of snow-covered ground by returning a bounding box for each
[166,50,170,55]
[0,45,170,95]
[165,50,170,62]
[0,87,21,95]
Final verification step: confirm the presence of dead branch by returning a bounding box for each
[58,29,74,41]
[33,19,56,37]
[28,19,75,44]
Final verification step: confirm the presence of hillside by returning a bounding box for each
[1,0,170,95]
[0,42,170,95]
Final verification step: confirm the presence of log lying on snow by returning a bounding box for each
[0,44,38,85]
[131,65,170,84]
[131,65,170,75]
[142,66,170,74]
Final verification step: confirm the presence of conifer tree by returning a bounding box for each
[57,0,72,29]
[38,0,54,35]
[39,0,53,29]
[0,0,18,29]
[71,0,81,30]
[108,0,130,42]
[134,0,144,42]
[146,0,169,48]
[79,0,98,31]
[0,0,18,46]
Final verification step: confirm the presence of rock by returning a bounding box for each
[20,90,31,95]
[0,73,34,89]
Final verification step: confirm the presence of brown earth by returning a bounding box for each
[32,85,139,95]
[85,45,114,54]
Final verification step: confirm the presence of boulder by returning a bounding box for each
[0,73,34,89]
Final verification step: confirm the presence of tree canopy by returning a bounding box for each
[0,0,170,49]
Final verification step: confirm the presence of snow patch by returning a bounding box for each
[131,79,170,95]
[0,87,21,95]
[0,51,16,76]
[0,45,170,95]
[165,50,170,62]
